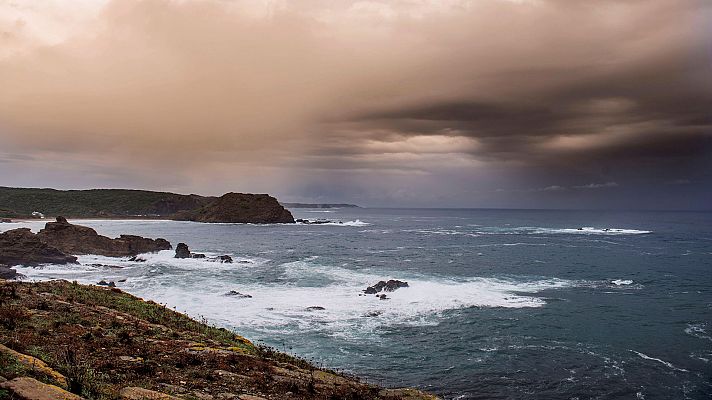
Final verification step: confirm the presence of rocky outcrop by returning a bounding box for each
[172,193,294,224]
[0,265,21,280]
[0,344,69,389]
[37,217,171,257]
[0,377,82,400]
[0,228,78,266]
[175,243,191,258]
[364,280,409,294]
[174,243,233,263]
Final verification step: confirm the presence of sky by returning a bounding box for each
[0,0,710,209]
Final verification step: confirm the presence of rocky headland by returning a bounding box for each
[0,280,438,400]
[0,187,296,224]
[173,193,294,224]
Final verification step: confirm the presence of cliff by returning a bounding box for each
[0,280,438,400]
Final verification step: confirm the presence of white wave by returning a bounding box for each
[630,350,688,372]
[611,279,634,286]
[685,323,712,342]
[304,210,334,213]
[297,220,370,227]
[16,256,574,340]
[476,226,652,236]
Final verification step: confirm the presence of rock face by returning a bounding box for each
[37,217,171,257]
[172,193,294,224]
[0,228,78,266]
[364,280,409,294]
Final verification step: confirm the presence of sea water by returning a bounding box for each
[4,208,712,399]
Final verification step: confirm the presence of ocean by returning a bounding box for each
[4,208,712,399]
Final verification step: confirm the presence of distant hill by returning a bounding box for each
[0,187,213,218]
[281,203,359,209]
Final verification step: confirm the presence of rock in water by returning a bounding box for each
[175,243,191,258]
[0,228,78,266]
[363,279,409,294]
[37,217,171,257]
[172,193,294,223]
[0,265,22,280]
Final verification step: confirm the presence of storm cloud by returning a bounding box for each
[0,0,710,208]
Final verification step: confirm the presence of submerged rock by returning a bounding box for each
[305,306,325,311]
[0,228,78,266]
[172,193,294,224]
[215,255,233,263]
[225,291,252,298]
[37,217,171,257]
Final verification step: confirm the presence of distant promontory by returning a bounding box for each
[0,187,294,223]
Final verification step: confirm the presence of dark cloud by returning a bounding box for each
[0,0,709,208]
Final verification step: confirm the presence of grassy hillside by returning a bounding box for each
[0,187,213,218]
[0,280,438,400]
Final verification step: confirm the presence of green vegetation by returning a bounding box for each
[0,187,211,218]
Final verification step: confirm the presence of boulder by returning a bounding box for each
[0,228,78,266]
[172,193,294,224]
[0,265,22,280]
[175,243,191,259]
[37,217,171,257]
[0,377,82,400]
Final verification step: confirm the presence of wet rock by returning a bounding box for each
[191,253,206,259]
[1,218,12,223]
[172,192,294,223]
[0,377,81,400]
[363,279,409,294]
[0,228,78,266]
[0,265,21,280]
[305,306,325,311]
[37,217,171,257]
[175,243,191,258]
[225,291,252,298]
[216,255,233,263]
[378,294,388,300]
[128,256,147,262]
[97,280,116,287]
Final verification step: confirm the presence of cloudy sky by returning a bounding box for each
[1,0,710,209]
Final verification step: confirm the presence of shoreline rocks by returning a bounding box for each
[37,217,171,257]
[174,243,233,263]
[0,227,78,266]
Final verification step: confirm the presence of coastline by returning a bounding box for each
[0,279,438,400]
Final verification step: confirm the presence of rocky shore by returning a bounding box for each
[0,280,438,400]
[0,217,437,400]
